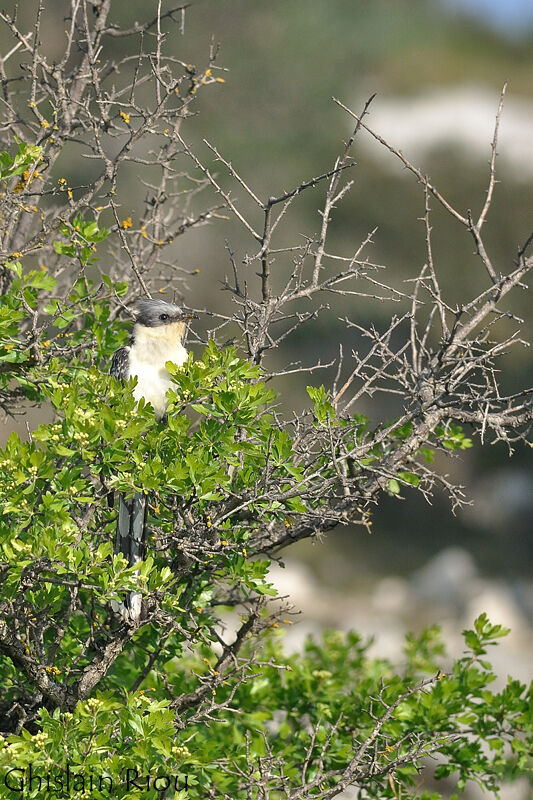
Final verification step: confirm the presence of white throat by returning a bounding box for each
[129,321,188,419]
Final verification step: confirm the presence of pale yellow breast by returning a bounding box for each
[129,322,188,419]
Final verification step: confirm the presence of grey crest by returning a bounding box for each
[134,298,188,328]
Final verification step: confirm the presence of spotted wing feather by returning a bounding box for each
[110,345,130,381]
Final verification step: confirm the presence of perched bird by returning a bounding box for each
[110,298,198,621]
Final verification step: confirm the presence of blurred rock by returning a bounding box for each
[410,546,478,612]
[359,85,533,181]
[269,561,320,615]
[372,575,412,613]
[465,583,528,632]
[269,545,533,683]
[465,777,531,800]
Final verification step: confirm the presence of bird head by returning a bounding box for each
[133,298,198,343]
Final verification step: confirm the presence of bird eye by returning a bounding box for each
[159,313,169,321]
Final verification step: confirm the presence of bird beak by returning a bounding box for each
[178,311,199,321]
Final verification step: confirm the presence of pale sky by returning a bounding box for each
[441,0,533,34]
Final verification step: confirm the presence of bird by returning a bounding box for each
[110,298,198,621]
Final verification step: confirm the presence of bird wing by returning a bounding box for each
[110,345,130,381]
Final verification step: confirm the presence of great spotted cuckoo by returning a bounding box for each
[110,298,197,620]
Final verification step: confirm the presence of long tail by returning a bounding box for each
[112,492,147,621]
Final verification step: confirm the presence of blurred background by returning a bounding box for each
[175,1,533,696]
[1,0,532,739]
